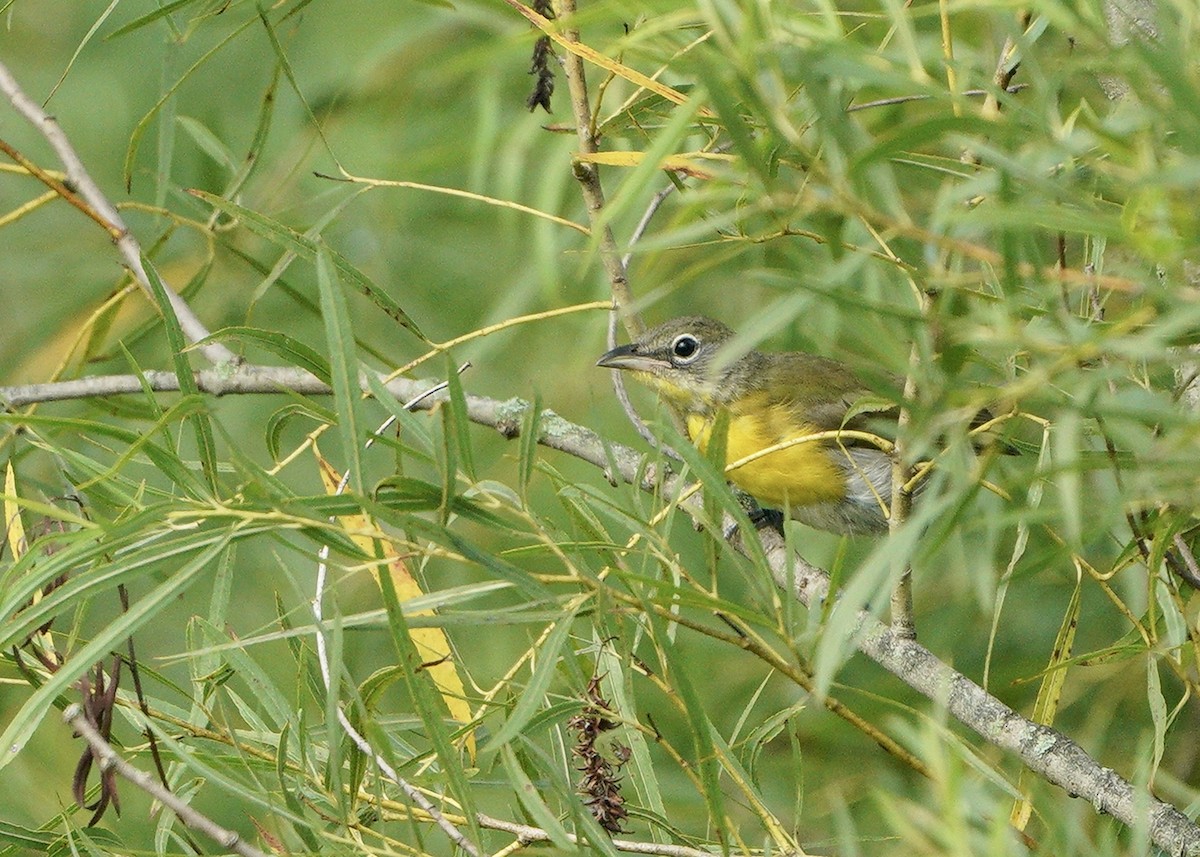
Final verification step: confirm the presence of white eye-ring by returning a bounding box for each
[671,334,700,362]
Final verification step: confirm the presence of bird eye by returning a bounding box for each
[671,334,699,361]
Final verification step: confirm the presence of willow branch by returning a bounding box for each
[556,0,640,338]
[64,704,268,857]
[310,380,483,857]
[751,538,1200,856]
[605,154,694,455]
[1,366,330,407]
[888,382,917,640]
[8,366,1200,855]
[0,60,236,367]
[477,813,719,857]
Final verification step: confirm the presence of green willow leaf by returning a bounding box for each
[0,532,234,771]
[315,246,364,493]
[483,602,580,751]
[187,189,423,337]
[143,256,219,493]
[201,326,332,382]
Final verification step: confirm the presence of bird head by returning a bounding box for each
[596,316,754,413]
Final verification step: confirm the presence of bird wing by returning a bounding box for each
[761,353,898,441]
[754,353,1016,454]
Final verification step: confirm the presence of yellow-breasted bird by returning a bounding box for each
[597,316,906,535]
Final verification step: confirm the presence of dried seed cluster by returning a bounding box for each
[525,0,556,112]
[568,676,629,834]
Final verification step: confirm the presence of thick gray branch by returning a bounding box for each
[757,536,1200,855]
[1,366,330,406]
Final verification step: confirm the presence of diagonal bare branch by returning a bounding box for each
[0,60,237,367]
[64,703,269,857]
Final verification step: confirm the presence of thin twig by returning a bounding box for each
[317,171,590,235]
[886,256,930,638]
[888,362,919,640]
[605,310,680,458]
[622,183,679,270]
[477,813,717,857]
[1172,533,1200,591]
[607,146,731,457]
[63,704,269,857]
[847,84,1028,112]
[0,138,120,235]
[0,60,236,367]
[603,158,691,455]
[555,0,640,338]
[310,369,483,857]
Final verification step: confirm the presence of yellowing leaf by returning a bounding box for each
[386,552,476,759]
[574,150,734,179]
[5,464,56,663]
[4,462,27,561]
[501,0,710,116]
[313,446,476,758]
[314,450,384,557]
[1010,578,1080,831]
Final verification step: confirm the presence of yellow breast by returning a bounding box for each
[686,396,846,509]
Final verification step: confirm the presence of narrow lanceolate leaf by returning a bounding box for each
[0,820,57,850]
[654,618,726,845]
[517,393,541,499]
[702,408,730,532]
[123,20,253,191]
[483,601,581,752]
[437,365,458,524]
[574,150,735,179]
[105,0,201,39]
[256,4,339,174]
[444,354,476,481]
[200,326,332,383]
[3,462,26,560]
[315,247,364,493]
[155,44,180,211]
[1010,579,1080,831]
[186,189,423,337]
[7,406,206,500]
[142,256,219,494]
[0,532,231,771]
[0,512,228,644]
[223,65,280,200]
[176,115,239,173]
[401,519,554,602]
[1146,656,1169,781]
[373,542,482,847]
[313,448,476,757]
[2,465,53,662]
[501,744,575,850]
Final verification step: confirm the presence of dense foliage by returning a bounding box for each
[1,0,1199,855]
